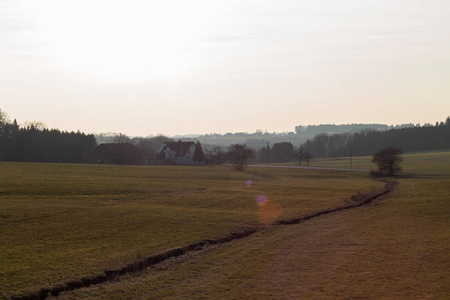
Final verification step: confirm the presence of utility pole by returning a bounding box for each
[349,140,353,168]
[267,142,270,165]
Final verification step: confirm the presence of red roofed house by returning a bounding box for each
[157,141,197,164]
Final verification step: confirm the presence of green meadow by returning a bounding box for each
[1,151,449,299]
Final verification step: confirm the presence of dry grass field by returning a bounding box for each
[294,151,450,173]
[59,175,450,299]
[1,162,381,299]
[1,152,449,299]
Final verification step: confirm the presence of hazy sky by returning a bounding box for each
[1,0,449,136]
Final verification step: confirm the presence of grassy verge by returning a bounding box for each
[0,162,381,298]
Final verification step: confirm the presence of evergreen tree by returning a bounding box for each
[0,109,97,163]
[193,141,205,164]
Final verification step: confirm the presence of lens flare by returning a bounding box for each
[258,201,282,226]
[245,179,252,186]
[255,195,283,225]
[256,195,267,207]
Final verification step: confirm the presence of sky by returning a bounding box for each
[1,0,449,136]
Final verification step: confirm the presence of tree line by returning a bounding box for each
[242,117,450,164]
[300,117,450,158]
[94,121,445,165]
[203,142,304,165]
[183,123,417,151]
[0,111,97,163]
[180,117,450,166]
[0,109,178,164]
[95,132,174,163]
[2,107,448,165]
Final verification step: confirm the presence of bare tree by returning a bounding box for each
[113,133,131,144]
[23,121,46,130]
[372,146,403,176]
[205,146,226,165]
[0,109,7,126]
[304,151,312,166]
[296,147,304,165]
[226,144,255,171]
[131,137,154,159]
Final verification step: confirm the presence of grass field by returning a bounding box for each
[1,152,449,299]
[1,162,382,298]
[287,150,450,173]
[58,175,450,299]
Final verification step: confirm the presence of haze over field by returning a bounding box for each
[1,0,449,136]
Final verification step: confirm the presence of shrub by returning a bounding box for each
[372,146,403,176]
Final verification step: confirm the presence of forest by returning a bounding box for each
[253,118,449,164]
[0,115,97,163]
[300,117,450,159]
[251,118,450,163]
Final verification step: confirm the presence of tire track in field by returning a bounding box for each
[10,182,394,300]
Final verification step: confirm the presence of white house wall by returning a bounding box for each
[164,144,196,164]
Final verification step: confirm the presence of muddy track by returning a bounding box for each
[11,182,395,300]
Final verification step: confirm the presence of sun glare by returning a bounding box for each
[18,0,223,83]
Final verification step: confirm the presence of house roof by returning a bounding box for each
[158,141,195,157]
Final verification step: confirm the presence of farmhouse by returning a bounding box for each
[97,143,142,164]
[157,141,197,164]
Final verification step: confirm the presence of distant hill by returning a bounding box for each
[92,121,446,159]
[301,118,449,158]
[193,123,418,150]
[294,123,418,135]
